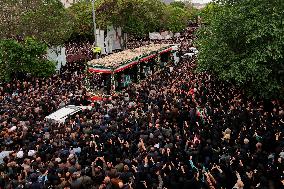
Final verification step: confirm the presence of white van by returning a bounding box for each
[45,105,91,123]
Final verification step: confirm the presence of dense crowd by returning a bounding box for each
[126,39,175,50]
[65,29,191,63]
[0,27,283,189]
[126,28,195,50]
[66,42,94,63]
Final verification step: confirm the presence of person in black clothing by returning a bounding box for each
[0,26,283,189]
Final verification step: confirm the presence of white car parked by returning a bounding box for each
[45,105,91,123]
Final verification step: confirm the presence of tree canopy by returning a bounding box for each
[68,1,94,40]
[164,5,191,33]
[0,0,71,81]
[0,37,55,81]
[196,0,284,98]
[69,0,197,38]
[0,0,198,81]
[170,1,186,9]
[199,2,221,24]
[0,0,196,42]
[0,0,74,46]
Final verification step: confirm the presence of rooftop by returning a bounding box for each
[88,43,172,69]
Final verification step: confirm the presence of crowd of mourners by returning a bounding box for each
[0,26,284,189]
[126,28,196,50]
[65,28,193,63]
[66,42,94,63]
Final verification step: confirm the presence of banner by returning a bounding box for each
[113,27,123,50]
[107,25,115,54]
[97,30,106,55]
[149,31,173,40]
[149,32,163,40]
[46,46,66,71]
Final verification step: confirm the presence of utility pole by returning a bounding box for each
[92,0,98,58]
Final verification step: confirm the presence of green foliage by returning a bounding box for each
[0,38,55,81]
[0,0,74,46]
[68,2,94,39]
[96,0,122,29]
[171,1,200,22]
[196,0,284,98]
[199,2,221,23]
[68,0,123,37]
[170,1,185,9]
[186,5,200,22]
[119,0,166,36]
[165,5,191,33]
[69,0,195,38]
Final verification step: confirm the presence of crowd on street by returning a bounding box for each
[66,42,94,63]
[65,28,195,64]
[0,27,283,189]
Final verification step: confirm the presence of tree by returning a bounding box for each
[196,0,284,98]
[68,1,94,40]
[170,1,186,9]
[170,1,200,24]
[96,0,121,29]
[68,0,121,38]
[164,5,191,33]
[199,2,221,24]
[119,0,166,37]
[184,2,200,23]
[118,0,147,36]
[93,0,166,37]
[0,0,74,46]
[68,0,195,38]
[0,38,55,81]
[139,0,166,33]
